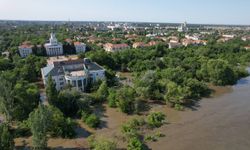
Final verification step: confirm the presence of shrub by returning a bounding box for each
[107,89,117,108]
[127,137,144,150]
[174,104,184,111]
[87,135,117,150]
[95,81,109,102]
[85,114,101,128]
[121,118,145,138]
[116,86,136,114]
[146,112,165,128]
[15,121,31,137]
[144,135,157,142]
[144,132,165,142]
[48,106,76,138]
[0,123,14,150]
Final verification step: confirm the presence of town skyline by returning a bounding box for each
[1,0,250,25]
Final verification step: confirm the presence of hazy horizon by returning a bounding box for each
[1,0,250,25]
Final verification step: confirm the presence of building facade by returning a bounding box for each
[74,42,86,53]
[18,41,33,58]
[41,57,105,92]
[104,43,130,52]
[44,33,63,56]
[178,22,188,32]
[133,42,147,49]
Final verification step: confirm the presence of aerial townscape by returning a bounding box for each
[1,1,250,150]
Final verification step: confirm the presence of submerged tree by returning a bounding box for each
[116,86,136,114]
[96,80,109,102]
[29,105,51,150]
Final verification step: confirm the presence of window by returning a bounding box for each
[83,79,87,86]
[78,80,82,87]
[72,80,76,87]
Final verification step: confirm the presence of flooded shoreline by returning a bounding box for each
[15,70,250,150]
[148,70,250,150]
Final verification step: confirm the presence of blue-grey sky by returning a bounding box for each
[0,0,249,25]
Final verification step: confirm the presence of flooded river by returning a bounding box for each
[149,69,250,150]
[15,70,250,150]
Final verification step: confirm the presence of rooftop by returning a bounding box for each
[42,56,104,77]
[104,43,129,49]
[19,41,33,49]
[74,41,86,46]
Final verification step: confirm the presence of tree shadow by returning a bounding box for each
[92,104,109,129]
[75,126,92,138]
[53,147,88,150]
[184,100,201,111]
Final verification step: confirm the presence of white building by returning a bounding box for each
[18,41,33,58]
[185,34,200,41]
[242,36,250,41]
[41,57,105,92]
[178,22,188,32]
[44,33,63,56]
[74,42,86,53]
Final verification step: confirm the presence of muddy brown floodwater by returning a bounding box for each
[149,69,250,150]
[15,70,250,150]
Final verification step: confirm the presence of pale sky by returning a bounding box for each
[0,0,250,25]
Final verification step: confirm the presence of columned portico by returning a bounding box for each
[44,33,63,56]
[65,74,88,92]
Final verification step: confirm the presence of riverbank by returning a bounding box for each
[148,70,250,150]
[15,71,250,150]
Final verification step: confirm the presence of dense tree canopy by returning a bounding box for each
[29,105,51,150]
[0,123,14,150]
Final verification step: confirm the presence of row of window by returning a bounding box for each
[67,79,87,87]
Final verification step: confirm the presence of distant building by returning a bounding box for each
[244,46,250,50]
[125,34,138,39]
[182,39,207,47]
[185,34,200,41]
[168,40,181,49]
[94,26,108,31]
[87,37,102,44]
[146,34,157,38]
[133,42,147,48]
[167,36,179,42]
[74,42,86,53]
[44,33,63,56]
[242,36,250,41]
[222,34,235,38]
[18,41,33,58]
[41,57,105,92]
[178,22,188,32]
[104,43,130,52]
[218,35,235,43]
[107,24,122,31]
[148,41,158,46]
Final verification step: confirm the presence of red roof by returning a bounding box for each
[19,41,33,49]
[65,38,73,43]
[104,43,129,49]
[74,41,83,45]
